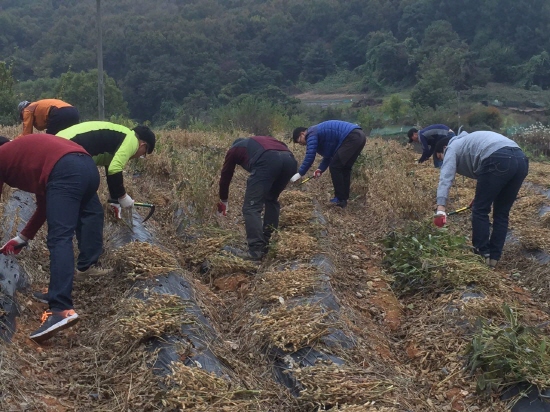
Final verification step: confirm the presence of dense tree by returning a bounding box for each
[0,0,548,124]
[58,69,129,120]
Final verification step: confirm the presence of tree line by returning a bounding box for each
[0,0,549,126]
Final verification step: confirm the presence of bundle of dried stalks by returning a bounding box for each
[279,202,316,228]
[108,241,179,280]
[273,229,317,260]
[279,190,314,205]
[162,362,261,411]
[182,235,233,265]
[251,304,335,351]
[423,255,503,292]
[358,140,437,221]
[293,363,395,407]
[99,293,192,346]
[254,266,319,304]
[206,252,258,278]
[516,226,550,250]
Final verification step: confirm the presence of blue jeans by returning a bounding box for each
[433,156,443,168]
[472,147,528,261]
[46,153,103,311]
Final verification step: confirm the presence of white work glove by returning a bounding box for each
[290,173,302,183]
[0,235,28,255]
[217,200,229,216]
[118,194,134,208]
[109,202,122,219]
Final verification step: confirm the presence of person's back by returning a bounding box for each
[18,99,79,136]
[57,121,155,215]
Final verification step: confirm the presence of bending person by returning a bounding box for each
[17,99,79,137]
[433,131,528,268]
[57,121,156,218]
[0,134,104,342]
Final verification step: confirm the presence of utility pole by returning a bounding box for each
[97,0,105,120]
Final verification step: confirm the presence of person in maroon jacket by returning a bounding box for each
[0,134,104,343]
[217,136,297,260]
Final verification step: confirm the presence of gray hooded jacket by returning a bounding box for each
[436,131,520,206]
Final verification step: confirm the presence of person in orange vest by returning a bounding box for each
[17,99,80,137]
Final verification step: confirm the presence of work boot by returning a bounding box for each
[486,258,498,269]
[222,246,264,262]
[29,309,79,343]
[76,265,113,277]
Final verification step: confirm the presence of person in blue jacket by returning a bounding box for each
[407,124,455,168]
[290,120,366,208]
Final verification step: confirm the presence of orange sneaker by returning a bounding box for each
[29,309,79,343]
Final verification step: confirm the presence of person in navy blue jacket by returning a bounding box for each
[290,120,366,208]
[407,124,455,168]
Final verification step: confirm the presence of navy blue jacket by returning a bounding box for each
[417,124,455,163]
[298,120,360,176]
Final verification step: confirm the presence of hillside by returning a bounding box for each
[0,127,550,411]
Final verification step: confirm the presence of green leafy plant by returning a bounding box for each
[466,304,550,400]
[382,221,471,296]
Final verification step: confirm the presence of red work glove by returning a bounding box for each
[314,169,323,178]
[217,200,229,217]
[0,235,28,255]
[433,211,447,228]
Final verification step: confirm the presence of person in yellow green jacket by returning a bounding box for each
[56,121,156,218]
[17,99,80,137]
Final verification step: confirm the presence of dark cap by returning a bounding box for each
[407,128,418,143]
[133,125,156,154]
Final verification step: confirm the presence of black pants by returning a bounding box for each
[46,106,80,135]
[242,151,297,256]
[329,128,367,201]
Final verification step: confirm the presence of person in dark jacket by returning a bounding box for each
[17,99,80,137]
[433,131,528,268]
[407,124,455,168]
[291,120,366,208]
[217,136,297,260]
[0,134,105,343]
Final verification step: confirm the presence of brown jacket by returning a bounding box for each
[20,99,73,136]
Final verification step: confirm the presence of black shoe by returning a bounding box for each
[222,246,264,261]
[29,309,79,343]
[330,199,347,208]
[33,290,49,304]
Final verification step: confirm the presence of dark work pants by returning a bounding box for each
[46,106,80,135]
[46,153,104,311]
[329,129,367,201]
[242,151,297,256]
[472,147,528,261]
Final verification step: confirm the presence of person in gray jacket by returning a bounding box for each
[432,131,528,268]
